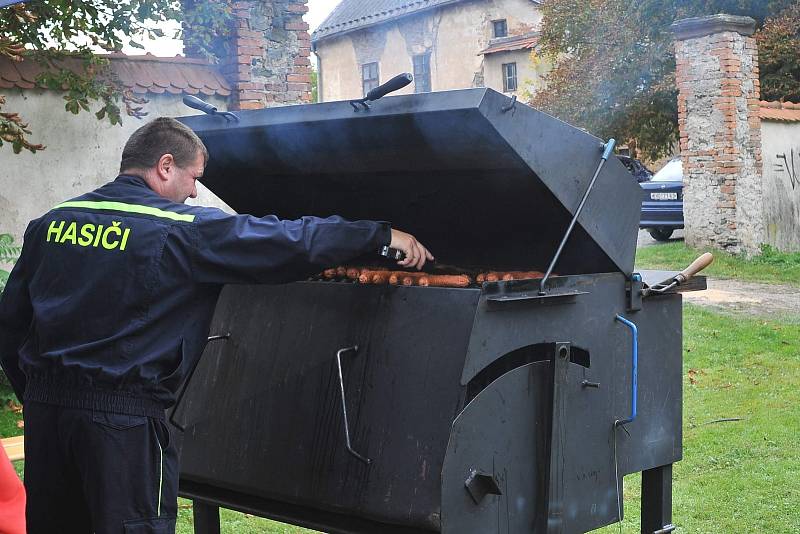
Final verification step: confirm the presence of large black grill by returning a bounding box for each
[174,88,694,534]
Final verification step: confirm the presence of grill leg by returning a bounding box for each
[641,464,675,534]
[193,500,221,534]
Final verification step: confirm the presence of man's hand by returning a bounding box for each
[390,229,434,270]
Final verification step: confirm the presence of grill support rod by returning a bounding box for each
[539,138,616,295]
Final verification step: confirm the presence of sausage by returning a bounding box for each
[418,275,472,288]
[346,267,360,280]
[371,272,390,284]
[357,270,393,284]
[336,266,347,278]
[323,268,337,279]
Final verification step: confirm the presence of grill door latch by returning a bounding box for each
[465,469,503,505]
[336,345,371,465]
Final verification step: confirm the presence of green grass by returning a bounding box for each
[599,305,800,533]
[635,243,800,286]
[176,500,318,534]
[3,306,798,533]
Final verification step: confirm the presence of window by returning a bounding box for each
[493,19,508,38]
[413,53,431,93]
[502,62,517,92]
[362,62,379,95]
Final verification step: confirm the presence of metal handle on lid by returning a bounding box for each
[336,345,371,465]
[350,72,413,111]
[182,95,240,123]
[367,73,413,101]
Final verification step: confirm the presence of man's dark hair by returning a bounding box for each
[120,117,208,173]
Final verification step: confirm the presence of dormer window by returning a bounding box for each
[493,19,508,38]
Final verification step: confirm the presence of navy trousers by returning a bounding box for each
[23,401,178,534]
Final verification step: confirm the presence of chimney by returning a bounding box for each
[672,14,765,255]
[184,0,312,110]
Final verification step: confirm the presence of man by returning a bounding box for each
[0,117,433,533]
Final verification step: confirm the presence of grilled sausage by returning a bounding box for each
[418,275,471,288]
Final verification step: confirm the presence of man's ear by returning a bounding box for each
[156,154,175,181]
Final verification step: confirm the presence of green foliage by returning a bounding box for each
[0,1,233,154]
[0,234,20,294]
[311,70,319,103]
[758,2,800,101]
[533,0,799,160]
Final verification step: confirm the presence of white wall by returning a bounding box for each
[761,120,800,252]
[0,91,232,250]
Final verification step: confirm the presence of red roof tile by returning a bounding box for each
[0,52,231,97]
[480,33,540,55]
[760,100,800,122]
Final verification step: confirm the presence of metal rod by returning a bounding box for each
[169,333,232,431]
[336,345,371,465]
[539,138,616,295]
[614,315,638,426]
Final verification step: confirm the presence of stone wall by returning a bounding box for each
[185,0,312,109]
[672,15,765,255]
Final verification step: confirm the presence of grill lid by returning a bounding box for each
[179,88,641,275]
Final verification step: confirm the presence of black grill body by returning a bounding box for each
[175,89,683,534]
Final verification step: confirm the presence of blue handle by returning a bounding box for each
[602,138,616,161]
[615,314,638,426]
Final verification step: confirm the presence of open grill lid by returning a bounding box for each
[178,88,641,275]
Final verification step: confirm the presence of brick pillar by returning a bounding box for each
[672,14,765,255]
[184,1,312,110]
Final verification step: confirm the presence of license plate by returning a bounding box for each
[651,192,678,200]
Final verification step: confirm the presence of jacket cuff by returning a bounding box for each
[376,222,392,248]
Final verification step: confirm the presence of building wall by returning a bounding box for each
[761,120,800,251]
[316,0,542,102]
[0,92,232,248]
[484,48,548,94]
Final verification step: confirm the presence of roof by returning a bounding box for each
[313,0,541,43]
[479,32,539,55]
[759,100,800,122]
[0,53,231,97]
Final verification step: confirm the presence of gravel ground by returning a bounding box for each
[637,228,685,248]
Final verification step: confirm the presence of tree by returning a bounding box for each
[758,2,800,101]
[0,1,233,154]
[532,0,798,161]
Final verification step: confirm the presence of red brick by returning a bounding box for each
[238,100,266,110]
[286,4,309,14]
[287,73,311,83]
[238,90,267,100]
[236,38,264,48]
[237,46,263,57]
[285,21,309,31]
[287,82,310,91]
[237,29,262,39]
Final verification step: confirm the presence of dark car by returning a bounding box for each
[640,158,683,241]
[617,155,654,182]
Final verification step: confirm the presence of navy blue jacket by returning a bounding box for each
[0,175,391,417]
